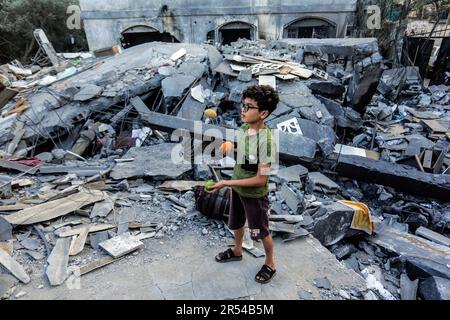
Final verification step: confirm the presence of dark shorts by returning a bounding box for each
[228,189,270,240]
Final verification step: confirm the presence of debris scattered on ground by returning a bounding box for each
[0,32,449,300]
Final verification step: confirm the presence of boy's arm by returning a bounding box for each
[207,163,270,192]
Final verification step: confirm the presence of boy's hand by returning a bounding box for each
[205,180,228,193]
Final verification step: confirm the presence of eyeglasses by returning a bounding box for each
[241,103,259,113]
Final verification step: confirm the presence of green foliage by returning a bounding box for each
[0,0,88,64]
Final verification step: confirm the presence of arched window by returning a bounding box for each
[121,25,179,49]
[284,18,336,39]
[218,21,256,45]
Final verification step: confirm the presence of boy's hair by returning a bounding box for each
[242,85,279,115]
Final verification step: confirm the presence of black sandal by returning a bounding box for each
[215,248,242,263]
[255,264,276,284]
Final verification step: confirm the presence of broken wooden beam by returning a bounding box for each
[5,188,107,225]
[131,96,317,162]
[57,223,115,238]
[69,226,90,256]
[78,256,122,276]
[334,155,450,200]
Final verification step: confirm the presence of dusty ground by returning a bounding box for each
[8,224,365,300]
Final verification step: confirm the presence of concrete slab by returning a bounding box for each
[110,143,192,180]
[18,234,365,300]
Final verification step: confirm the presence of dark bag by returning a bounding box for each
[193,186,231,222]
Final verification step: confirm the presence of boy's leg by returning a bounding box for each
[232,227,245,255]
[255,234,275,282]
[261,234,275,270]
[216,190,246,261]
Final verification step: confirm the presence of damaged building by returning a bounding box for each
[0,17,450,301]
[79,0,357,51]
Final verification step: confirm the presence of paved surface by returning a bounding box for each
[17,232,365,300]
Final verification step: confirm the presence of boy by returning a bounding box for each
[207,85,279,284]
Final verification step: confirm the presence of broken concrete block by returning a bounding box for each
[313,276,331,290]
[0,249,30,284]
[310,202,355,246]
[308,81,345,99]
[344,256,360,273]
[110,143,192,180]
[161,74,196,98]
[0,216,12,241]
[177,95,206,121]
[400,273,418,300]
[271,102,292,117]
[46,237,70,286]
[307,172,340,194]
[177,62,206,79]
[73,84,103,101]
[20,238,40,251]
[419,276,450,300]
[268,115,336,156]
[332,244,358,260]
[99,233,143,258]
[405,257,450,281]
[298,289,313,300]
[90,197,116,218]
[415,226,450,247]
[280,184,302,213]
[369,227,450,281]
[36,152,53,163]
[90,231,109,250]
[0,272,18,298]
[237,69,252,82]
[274,164,308,184]
[335,155,450,201]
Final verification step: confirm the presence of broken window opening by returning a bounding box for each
[206,30,215,44]
[284,18,336,39]
[219,22,255,45]
[121,26,179,49]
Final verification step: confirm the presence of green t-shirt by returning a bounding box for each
[231,123,276,198]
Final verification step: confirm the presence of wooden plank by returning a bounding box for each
[69,226,90,256]
[423,150,433,169]
[0,249,30,283]
[421,119,448,134]
[0,203,30,211]
[99,233,143,258]
[57,223,115,238]
[5,188,107,225]
[46,237,70,286]
[78,256,122,276]
[415,154,425,172]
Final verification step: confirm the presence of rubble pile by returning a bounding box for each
[0,34,449,300]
